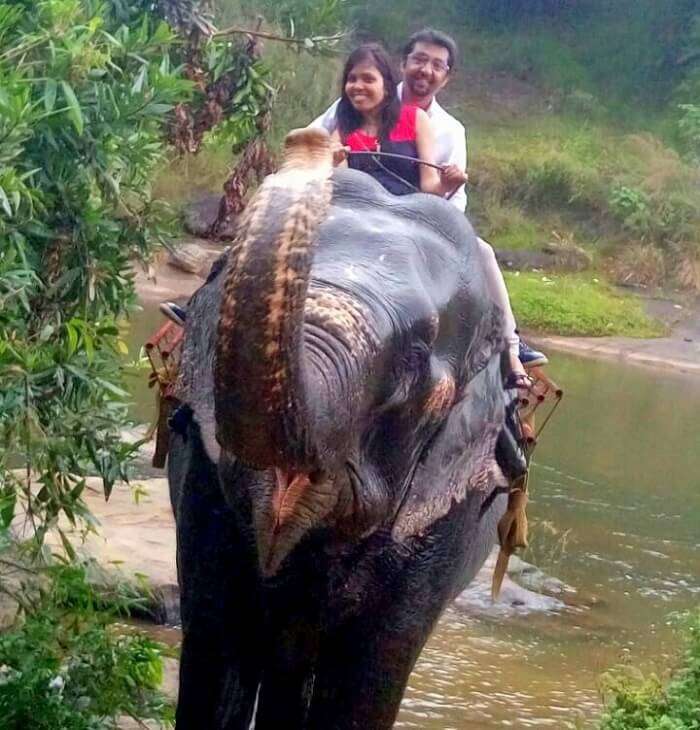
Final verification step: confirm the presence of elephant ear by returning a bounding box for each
[174,257,228,463]
[392,356,510,542]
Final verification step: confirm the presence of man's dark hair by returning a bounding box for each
[336,43,401,143]
[402,28,458,72]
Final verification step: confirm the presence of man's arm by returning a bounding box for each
[308,98,340,132]
[447,120,467,212]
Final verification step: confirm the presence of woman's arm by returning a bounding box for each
[415,109,467,197]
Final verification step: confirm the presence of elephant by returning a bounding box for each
[167,128,525,729]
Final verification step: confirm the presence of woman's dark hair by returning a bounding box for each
[335,44,400,143]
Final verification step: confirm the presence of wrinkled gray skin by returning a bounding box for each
[169,161,522,729]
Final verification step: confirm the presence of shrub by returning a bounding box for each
[678,103,700,161]
[0,0,192,554]
[608,186,653,239]
[673,242,700,292]
[599,610,700,729]
[469,117,700,290]
[0,561,174,729]
[0,0,273,553]
[608,243,666,289]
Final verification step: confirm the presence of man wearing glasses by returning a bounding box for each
[311,28,548,381]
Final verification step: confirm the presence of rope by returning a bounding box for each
[347,149,447,171]
[346,149,462,200]
[534,394,562,443]
[347,147,420,194]
[491,383,563,600]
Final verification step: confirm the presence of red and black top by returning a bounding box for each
[343,104,420,196]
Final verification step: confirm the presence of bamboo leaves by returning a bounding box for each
[0,0,193,556]
[44,78,57,112]
[59,81,83,134]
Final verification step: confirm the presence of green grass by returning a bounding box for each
[462,110,700,291]
[505,272,666,337]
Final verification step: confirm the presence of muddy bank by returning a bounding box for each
[132,239,224,304]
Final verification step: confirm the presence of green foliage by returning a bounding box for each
[263,46,340,151]
[468,115,700,289]
[0,561,173,729]
[0,0,275,553]
[475,202,545,251]
[156,0,342,202]
[504,272,665,337]
[471,119,607,216]
[346,0,699,110]
[608,186,653,239]
[599,610,700,729]
[229,0,348,49]
[0,0,190,554]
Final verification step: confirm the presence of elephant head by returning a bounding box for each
[180,128,508,578]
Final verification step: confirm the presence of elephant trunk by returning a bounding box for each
[214,129,333,471]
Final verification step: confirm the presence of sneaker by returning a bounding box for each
[518,340,548,368]
[159,301,187,327]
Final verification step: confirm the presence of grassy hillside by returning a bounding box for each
[451,86,700,287]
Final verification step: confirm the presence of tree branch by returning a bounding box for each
[213,24,345,46]
[675,49,700,68]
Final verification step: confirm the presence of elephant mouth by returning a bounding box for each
[257,467,339,577]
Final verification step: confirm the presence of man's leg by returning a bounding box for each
[476,237,547,378]
[476,237,519,356]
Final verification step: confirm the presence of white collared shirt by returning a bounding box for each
[309,82,468,212]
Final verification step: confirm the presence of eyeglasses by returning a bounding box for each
[406,53,450,74]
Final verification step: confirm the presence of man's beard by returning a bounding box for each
[408,77,432,98]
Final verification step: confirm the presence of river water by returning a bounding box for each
[398,351,699,728]
[128,309,699,727]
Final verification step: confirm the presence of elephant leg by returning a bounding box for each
[169,425,261,729]
[253,625,319,729]
[307,491,504,730]
[307,580,445,729]
[253,567,324,729]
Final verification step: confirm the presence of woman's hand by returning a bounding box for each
[439,164,467,193]
[332,144,350,167]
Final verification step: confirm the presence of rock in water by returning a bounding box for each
[167,241,210,274]
[455,547,572,617]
